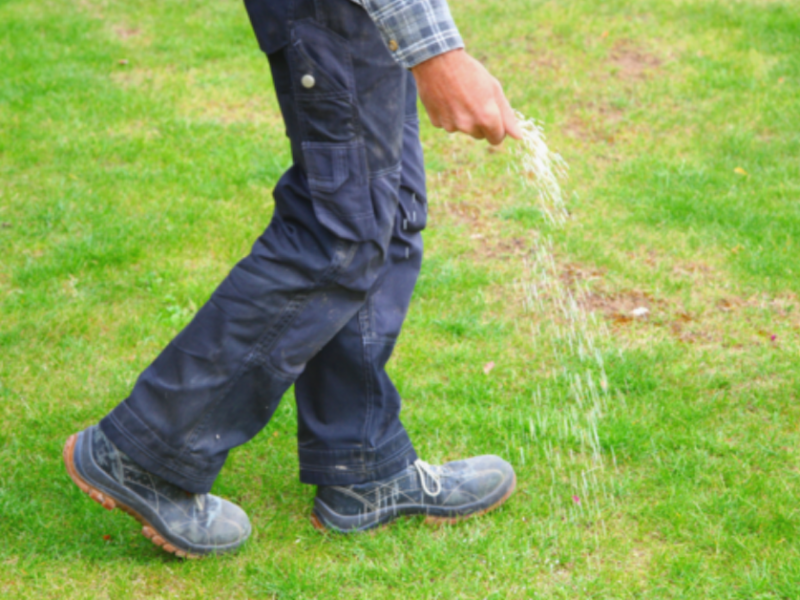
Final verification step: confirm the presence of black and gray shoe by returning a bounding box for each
[63,425,251,558]
[311,455,516,532]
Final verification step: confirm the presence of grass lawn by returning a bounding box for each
[2,0,800,597]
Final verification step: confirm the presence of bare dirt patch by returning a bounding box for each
[609,41,662,81]
[429,197,499,235]
[715,292,800,325]
[558,262,604,288]
[113,26,141,39]
[427,167,538,266]
[578,275,800,346]
[582,288,667,324]
[542,255,716,343]
[562,103,626,144]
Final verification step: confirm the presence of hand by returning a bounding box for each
[411,49,523,145]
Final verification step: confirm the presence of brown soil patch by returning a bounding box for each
[609,41,662,81]
[562,101,628,145]
[559,262,604,288]
[671,260,715,279]
[579,278,800,345]
[113,26,141,39]
[427,196,529,264]
[426,168,534,317]
[716,292,800,321]
[429,198,491,231]
[582,289,665,324]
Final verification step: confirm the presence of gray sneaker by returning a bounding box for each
[311,455,516,533]
[63,425,251,558]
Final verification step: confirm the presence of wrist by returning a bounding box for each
[411,48,465,75]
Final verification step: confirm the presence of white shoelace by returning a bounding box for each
[414,459,442,497]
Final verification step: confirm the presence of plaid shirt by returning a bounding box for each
[350,0,464,69]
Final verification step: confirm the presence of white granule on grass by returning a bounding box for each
[515,113,569,227]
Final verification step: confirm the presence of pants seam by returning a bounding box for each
[358,298,375,453]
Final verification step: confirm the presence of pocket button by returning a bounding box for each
[301,74,316,89]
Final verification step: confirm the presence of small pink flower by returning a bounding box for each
[572,495,581,504]
[771,335,777,341]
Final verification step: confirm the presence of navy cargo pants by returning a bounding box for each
[100,0,427,494]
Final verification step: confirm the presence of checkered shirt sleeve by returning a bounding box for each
[350,0,465,69]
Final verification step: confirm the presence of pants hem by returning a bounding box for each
[100,411,220,495]
[298,430,417,486]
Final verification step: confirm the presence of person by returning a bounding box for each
[63,0,523,558]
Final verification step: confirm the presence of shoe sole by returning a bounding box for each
[310,472,517,533]
[63,433,200,559]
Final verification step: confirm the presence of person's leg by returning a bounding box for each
[293,68,517,535]
[65,0,412,555]
[294,72,427,486]
[95,0,409,494]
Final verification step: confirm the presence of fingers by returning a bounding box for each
[496,86,524,141]
[431,98,513,144]
[450,102,503,144]
[482,104,505,145]
[477,83,508,145]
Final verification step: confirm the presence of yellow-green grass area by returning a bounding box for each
[2,0,800,597]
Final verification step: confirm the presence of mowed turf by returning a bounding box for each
[2,0,800,597]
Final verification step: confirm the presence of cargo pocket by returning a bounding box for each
[291,20,357,143]
[302,140,376,242]
[289,20,376,243]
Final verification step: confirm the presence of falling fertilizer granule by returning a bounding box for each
[512,113,618,552]
[515,114,570,227]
